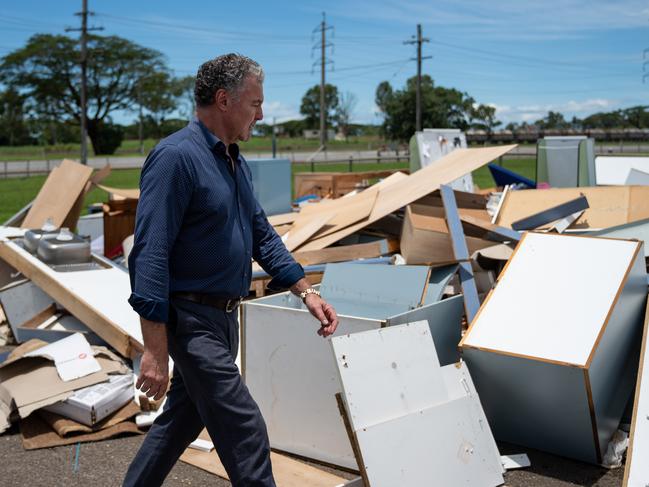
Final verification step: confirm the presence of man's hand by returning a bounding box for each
[304,294,339,337]
[136,318,169,401]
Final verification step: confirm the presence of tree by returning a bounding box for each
[174,75,196,121]
[300,84,339,131]
[470,104,501,139]
[136,71,184,138]
[0,33,170,154]
[374,75,475,141]
[335,91,357,140]
[0,86,32,145]
[534,111,570,130]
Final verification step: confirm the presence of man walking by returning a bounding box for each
[124,53,339,487]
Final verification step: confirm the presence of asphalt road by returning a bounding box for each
[0,420,626,486]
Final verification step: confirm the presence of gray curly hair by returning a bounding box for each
[194,53,264,107]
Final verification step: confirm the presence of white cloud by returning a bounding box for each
[260,101,302,123]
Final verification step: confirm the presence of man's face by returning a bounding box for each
[228,75,264,142]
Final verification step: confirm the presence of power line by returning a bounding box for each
[65,0,103,164]
[312,12,333,148]
[404,24,431,132]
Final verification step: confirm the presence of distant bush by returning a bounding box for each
[93,123,124,155]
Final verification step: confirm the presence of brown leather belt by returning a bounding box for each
[172,292,242,313]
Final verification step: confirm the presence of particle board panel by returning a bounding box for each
[463,347,598,464]
[461,233,640,366]
[21,160,94,229]
[595,156,649,186]
[495,186,649,230]
[331,321,448,431]
[291,238,399,267]
[268,212,298,227]
[623,301,649,487]
[387,295,464,367]
[0,240,141,357]
[354,397,503,487]
[319,263,430,316]
[590,218,649,258]
[284,214,333,252]
[243,302,381,469]
[298,146,516,251]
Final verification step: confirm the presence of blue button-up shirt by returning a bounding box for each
[128,119,304,323]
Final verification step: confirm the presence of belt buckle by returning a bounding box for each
[225,298,240,313]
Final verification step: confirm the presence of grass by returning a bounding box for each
[0,157,534,223]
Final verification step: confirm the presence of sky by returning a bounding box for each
[1,0,648,126]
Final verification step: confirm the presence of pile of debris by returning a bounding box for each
[1,138,648,486]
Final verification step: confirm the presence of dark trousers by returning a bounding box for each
[123,298,275,487]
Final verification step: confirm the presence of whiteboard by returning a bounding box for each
[462,233,638,365]
[595,156,649,186]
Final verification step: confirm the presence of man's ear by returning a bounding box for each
[214,89,229,112]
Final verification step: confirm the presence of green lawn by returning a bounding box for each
[0,157,534,223]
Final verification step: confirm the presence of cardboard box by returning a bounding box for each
[44,373,134,426]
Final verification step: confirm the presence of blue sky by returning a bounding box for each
[2,0,648,126]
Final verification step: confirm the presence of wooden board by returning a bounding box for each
[284,214,334,252]
[299,146,516,251]
[180,430,348,487]
[0,240,141,358]
[623,300,649,487]
[21,160,94,229]
[460,232,640,366]
[292,239,399,266]
[96,184,140,200]
[268,212,298,227]
[495,186,649,230]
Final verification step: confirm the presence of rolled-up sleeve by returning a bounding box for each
[251,201,304,291]
[128,145,194,322]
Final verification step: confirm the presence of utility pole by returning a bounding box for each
[404,24,430,132]
[312,13,333,150]
[66,0,103,164]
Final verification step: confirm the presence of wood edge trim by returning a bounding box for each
[335,392,370,487]
[585,241,643,368]
[418,267,433,307]
[459,344,586,368]
[17,303,58,330]
[583,369,603,463]
[622,297,649,487]
[459,231,528,347]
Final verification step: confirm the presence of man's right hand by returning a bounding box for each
[136,318,169,401]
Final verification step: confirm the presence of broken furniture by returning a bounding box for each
[0,232,143,358]
[331,320,504,486]
[294,170,404,199]
[494,186,649,231]
[536,136,595,187]
[242,263,464,468]
[595,156,649,186]
[246,158,292,215]
[623,301,649,486]
[460,232,647,464]
[409,128,473,192]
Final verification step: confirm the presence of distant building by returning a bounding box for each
[303,129,335,140]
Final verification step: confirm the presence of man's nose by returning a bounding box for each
[256,106,263,121]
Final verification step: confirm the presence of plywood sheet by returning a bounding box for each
[180,430,347,487]
[299,146,515,251]
[292,239,398,267]
[284,214,333,252]
[595,156,649,186]
[21,160,93,229]
[461,232,639,366]
[495,186,649,230]
[96,184,140,200]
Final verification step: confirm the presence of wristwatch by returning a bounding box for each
[299,288,321,303]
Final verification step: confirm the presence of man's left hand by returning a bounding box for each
[304,294,339,337]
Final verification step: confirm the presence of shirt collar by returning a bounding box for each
[192,118,241,162]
